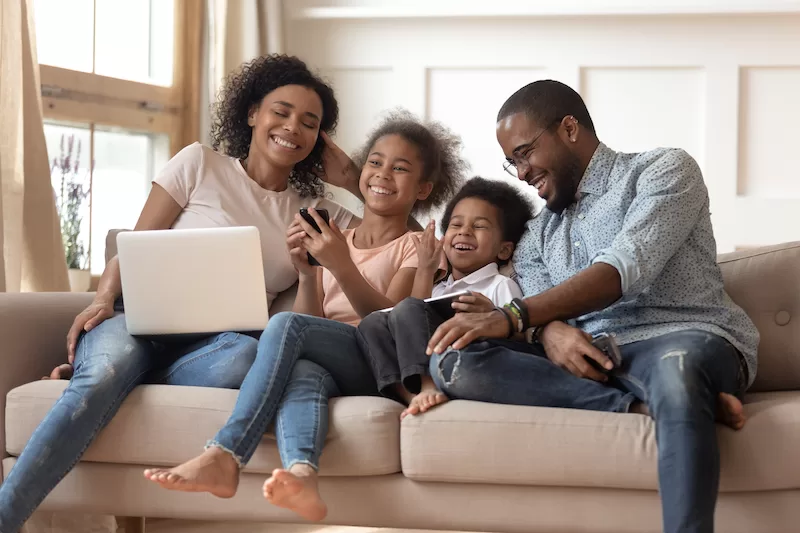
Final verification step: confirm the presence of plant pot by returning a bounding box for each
[68,268,91,292]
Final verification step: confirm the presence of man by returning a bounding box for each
[426,80,759,533]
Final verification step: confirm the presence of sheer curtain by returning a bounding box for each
[199,0,284,145]
[0,0,69,292]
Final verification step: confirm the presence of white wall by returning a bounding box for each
[285,0,800,252]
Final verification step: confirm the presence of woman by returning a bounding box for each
[0,54,359,533]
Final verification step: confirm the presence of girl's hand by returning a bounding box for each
[411,220,443,274]
[317,132,359,193]
[286,220,316,276]
[296,209,352,273]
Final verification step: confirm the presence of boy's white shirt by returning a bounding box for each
[432,263,522,307]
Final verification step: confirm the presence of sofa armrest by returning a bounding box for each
[0,293,94,461]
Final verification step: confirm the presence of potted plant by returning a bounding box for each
[53,134,91,292]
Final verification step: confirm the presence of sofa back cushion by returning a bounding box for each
[718,242,800,392]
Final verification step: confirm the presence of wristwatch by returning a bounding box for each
[525,325,545,344]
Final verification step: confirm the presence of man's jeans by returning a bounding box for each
[0,313,258,533]
[207,312,377,471]
[430,329,744,533]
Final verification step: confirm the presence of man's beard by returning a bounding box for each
[546,153,583,214]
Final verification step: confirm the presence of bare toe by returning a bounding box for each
[264,468,327,522]
[143,449,240,498]
[718,392,746,430]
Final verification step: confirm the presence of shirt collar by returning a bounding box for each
[577,142,617,197]
[446,262,500,286]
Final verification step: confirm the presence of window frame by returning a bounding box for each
[39,0,203,284]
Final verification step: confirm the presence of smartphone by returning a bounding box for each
[425,290,472,319]
[586,332,623,373]
[299,208,330,266]
[377,290,471,319]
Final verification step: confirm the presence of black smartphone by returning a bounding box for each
[425,290,471,319]
[299,208,330,266]
[586,332,623,373]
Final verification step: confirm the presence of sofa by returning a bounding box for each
[2,241,800,533]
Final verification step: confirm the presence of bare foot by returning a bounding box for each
[717,392,746,430]
[401,377,448,419]
[41,363,74,380]
[629,393,746,430]
[143,447,240,498]
[263,465,327,521]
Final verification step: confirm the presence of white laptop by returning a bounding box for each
[117,227,269,337]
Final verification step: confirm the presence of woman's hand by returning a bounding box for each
[451,292,495,314]
[317,132,360,194]
[286,219,317,277]
[411,220,443,275]
[296,208,352,274]
[66,296,116,363]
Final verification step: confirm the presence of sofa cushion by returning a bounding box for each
[6,381,402,476]
[401,392,800,492]
[718,241,800,392]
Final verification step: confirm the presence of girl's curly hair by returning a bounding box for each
[351,109,468,215]
[210,54,338,198]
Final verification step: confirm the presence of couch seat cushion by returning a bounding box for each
[401,392,800,492]
[6,381,402,476]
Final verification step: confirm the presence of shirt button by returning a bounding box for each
[578,213,585,220]
[574,241,581,248]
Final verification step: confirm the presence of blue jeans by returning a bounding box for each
[430,329,744,533]
[208,312,377,470]
[0,313,258,533]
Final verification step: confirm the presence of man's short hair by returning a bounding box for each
[497,80,596,134]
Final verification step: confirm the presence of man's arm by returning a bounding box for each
[523,262,621,326]
[524,149,706,326]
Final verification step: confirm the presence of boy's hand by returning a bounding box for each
[411,220,443,274]
[450,292,494,314]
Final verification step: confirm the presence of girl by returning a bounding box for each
[358,177,534,418]
[0,54,356,533]
[143,110,466,522]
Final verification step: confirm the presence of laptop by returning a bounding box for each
[117,226,269,337]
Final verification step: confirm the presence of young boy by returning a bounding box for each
[357,177,534,418]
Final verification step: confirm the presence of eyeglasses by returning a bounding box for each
[502,118,565,178]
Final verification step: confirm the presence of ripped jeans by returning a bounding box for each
[0,313,258,533]
[430,329,745,533]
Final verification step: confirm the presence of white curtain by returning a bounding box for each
[199,0,284,145]
[0,0,69,292]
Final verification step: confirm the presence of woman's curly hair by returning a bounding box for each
[210,54,338,198]
[351,109,468,215]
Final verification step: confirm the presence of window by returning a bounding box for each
[35,0,201,278]
[35,0,175,85]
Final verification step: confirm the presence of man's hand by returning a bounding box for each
[426,309,510,355]
[539,321,612,382]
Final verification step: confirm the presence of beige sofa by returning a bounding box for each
[2,241,800,533]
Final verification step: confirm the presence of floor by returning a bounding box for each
[22,514,483,533]
[144,521,482,533]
